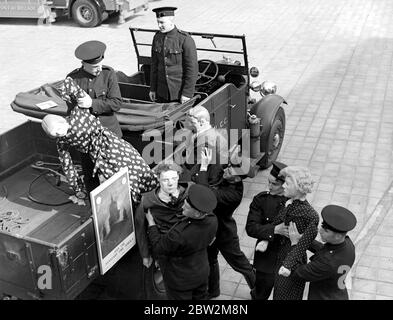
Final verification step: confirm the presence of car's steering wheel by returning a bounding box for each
[196,59,219,86]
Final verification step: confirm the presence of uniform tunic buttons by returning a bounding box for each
[329,251,333,254]
[266,218,269,221]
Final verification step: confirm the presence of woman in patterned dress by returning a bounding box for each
[41,107,158,206]
[272,166,319,300]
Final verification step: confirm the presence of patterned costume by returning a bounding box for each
[56,107,157,204]
[272,199,319,300]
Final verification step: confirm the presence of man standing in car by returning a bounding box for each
[149,7,198,104]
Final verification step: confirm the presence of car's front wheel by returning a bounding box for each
[259,106,285,169]
[72,0,102,28]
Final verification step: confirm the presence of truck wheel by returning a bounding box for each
[258,106,285,169]
[72,0,102,28]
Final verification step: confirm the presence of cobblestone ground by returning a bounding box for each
[1,0,393,300]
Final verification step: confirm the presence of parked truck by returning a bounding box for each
[1,29,287,299]
[0,0,149,27]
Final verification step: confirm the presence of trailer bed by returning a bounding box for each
[0,164,88,241]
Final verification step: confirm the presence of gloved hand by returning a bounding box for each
[77,92,92,109]
[180,95,191,104]
[143,256,153,268]
[200,147,213,171]
[278,266,291,277]
[255,240,268,252]
[69,195,86,206]
[149,91,156,102]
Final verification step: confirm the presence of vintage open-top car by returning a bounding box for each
[2,28,287,299]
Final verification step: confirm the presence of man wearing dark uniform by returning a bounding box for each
[146,184,218,300]
[287,205,357,300]
[149,7,198,104]
[246,161,289,300]
[192,146,256,299]
[66,40,123,193]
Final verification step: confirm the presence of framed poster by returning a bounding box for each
[90,167,135,275]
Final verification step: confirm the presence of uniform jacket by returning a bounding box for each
[295,237,356,300]
[134,182,192,259]
[150,27,198,101]
[147,213,218,290]
[56,108,157,204]
[246,191,287,273]
[191,163,244,243]
[67,65,123,137]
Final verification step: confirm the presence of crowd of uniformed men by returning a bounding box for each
[41,6,358,300]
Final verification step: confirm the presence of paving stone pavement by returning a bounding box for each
[1,0,393,300]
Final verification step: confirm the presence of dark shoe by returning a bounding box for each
[207,291,220,300]
[208,262,220,297]
[250,287,256,300]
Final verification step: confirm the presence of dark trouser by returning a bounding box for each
[207,239,256,296]
[80,152,100,194]
[156,94,179,103]
[166,282,208,300]
[255,270,274,300]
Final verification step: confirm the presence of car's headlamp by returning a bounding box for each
[249,67,259,78]
[261,81,277,95]
[250,81,262,92]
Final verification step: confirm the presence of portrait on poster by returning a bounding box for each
[90,167,135,274]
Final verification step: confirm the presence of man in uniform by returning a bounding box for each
[246,161,289,300]
[146,184,218,300]
[192,143,256,299]
[286,204,357,300]
[67,40,123,193]
[149,7,198,104]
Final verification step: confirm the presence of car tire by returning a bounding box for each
[72,0,102,28]
[258,106,285,169]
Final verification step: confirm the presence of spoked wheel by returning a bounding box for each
[258,106,285,169]
[72,0,102,28]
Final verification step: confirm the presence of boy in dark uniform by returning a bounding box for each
[66,40,123,193]
[246,161,289,299]
[149,7,198,104]
[146,184,218,300]
[287,205,357,300]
